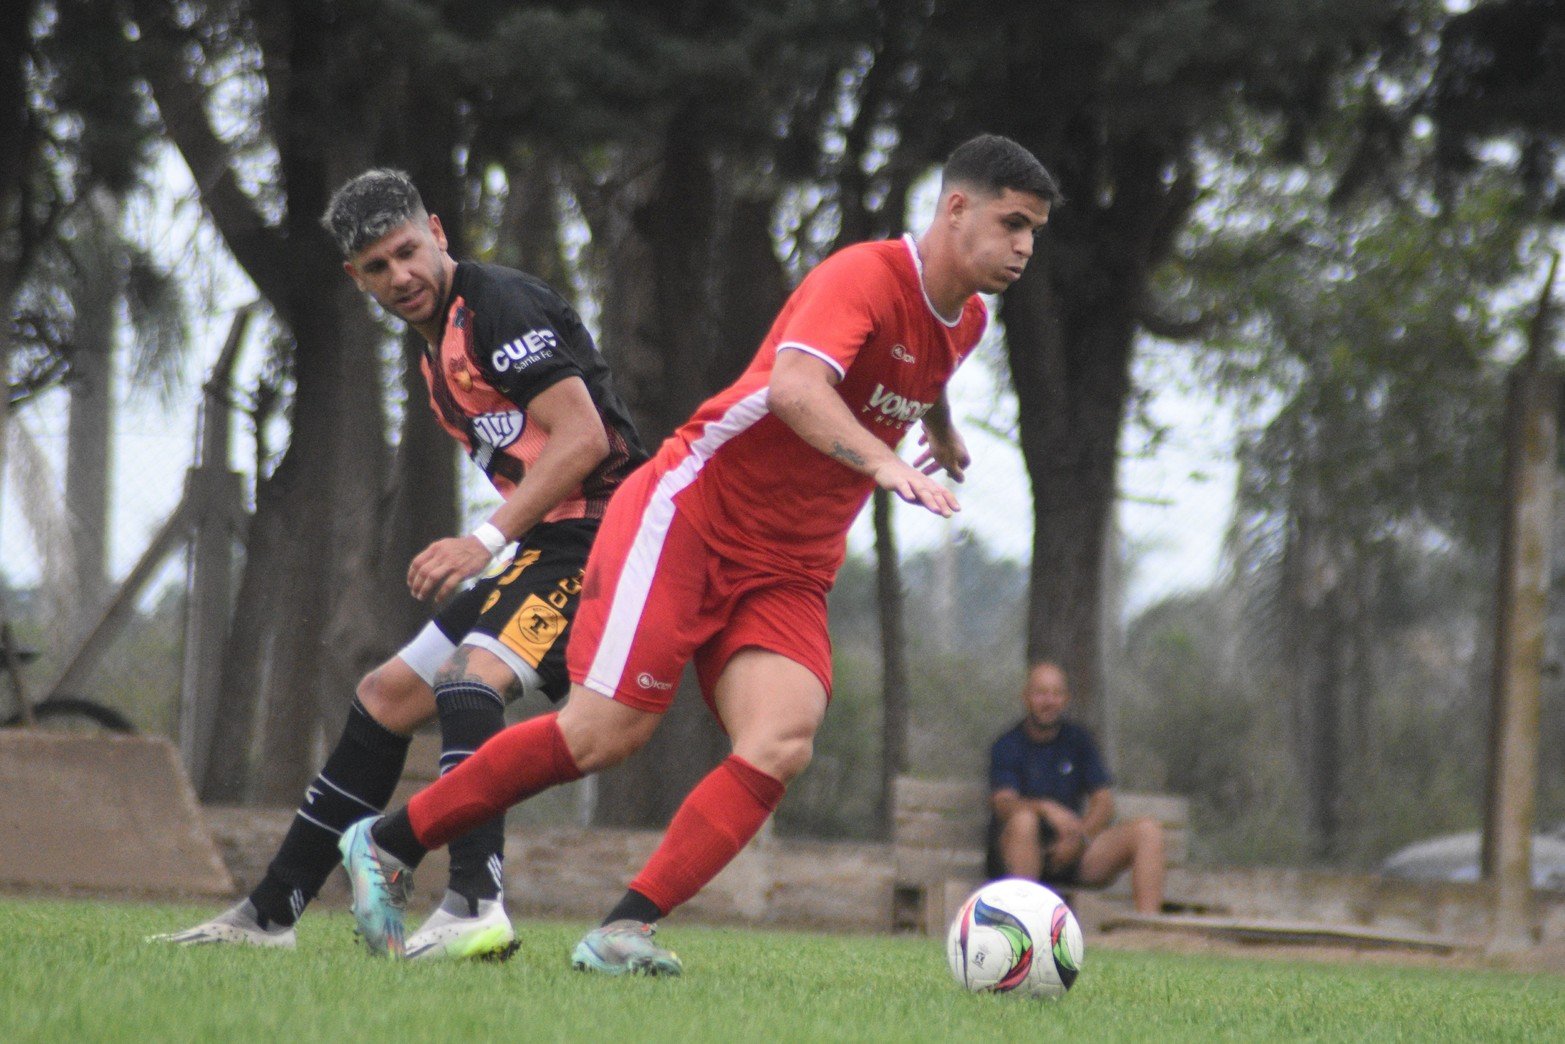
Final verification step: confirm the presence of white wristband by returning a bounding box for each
[471,522,508,556]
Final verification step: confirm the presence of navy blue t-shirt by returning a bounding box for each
[988,720,1111,815]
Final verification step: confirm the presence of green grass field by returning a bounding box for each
[2,898,1561,1042]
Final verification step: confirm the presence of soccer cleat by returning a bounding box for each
[570,919,682,977]
[146,900,296,949]
[338,817,412,958]
[404,892,518,962]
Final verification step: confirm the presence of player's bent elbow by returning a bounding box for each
[763,381,797,423]
[574,419,611,466]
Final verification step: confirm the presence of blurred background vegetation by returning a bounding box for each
[3,0,1564,873]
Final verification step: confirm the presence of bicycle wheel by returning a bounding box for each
[2,695,136,734]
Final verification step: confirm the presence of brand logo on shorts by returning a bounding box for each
[636,672,674,691]
[500,594,567,664]
[890,343,915,363]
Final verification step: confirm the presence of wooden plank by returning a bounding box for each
[1099,912,1472,954]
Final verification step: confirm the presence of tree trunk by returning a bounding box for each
[874,489,908,836]
[575,115,788,827]
[1282,491,1346,862]
[64,192,121,633]
[0,0,41,540]
[996,131,1193,732]
[373,89,466,647]
[136,0,438,800]
[239,276,391,804]
[1000,256,1135,735]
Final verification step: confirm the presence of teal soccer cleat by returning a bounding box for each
[338,817,412,958]
[570,920,683,976]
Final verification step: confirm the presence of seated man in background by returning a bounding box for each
[987,661,1166,914]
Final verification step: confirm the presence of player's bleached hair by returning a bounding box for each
[320,168,428,256]
[941,135,1062,206]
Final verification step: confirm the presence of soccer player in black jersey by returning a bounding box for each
[152,169,645,959]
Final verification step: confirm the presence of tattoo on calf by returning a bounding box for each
[433,646,473,687]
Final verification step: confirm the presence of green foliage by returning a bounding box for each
[1114,592,1312,866]
[6,899,1564,1042]
[778,647,884,840]
[784,541,1031,839]
[3,582,183,734]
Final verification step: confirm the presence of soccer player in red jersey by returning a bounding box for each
[343,135,1061,972]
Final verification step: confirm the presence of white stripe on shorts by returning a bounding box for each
[583,387,771,697]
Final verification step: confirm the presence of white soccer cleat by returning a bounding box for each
[146,900,296,949]
[404,891,518,961]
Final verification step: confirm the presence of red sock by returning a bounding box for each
[629,755,785,915]
[407,712,581,849]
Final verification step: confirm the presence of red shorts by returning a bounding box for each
[566,460,833,714]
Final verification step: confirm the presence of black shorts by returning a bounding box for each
[985,815,1082,886]
[427,518,597,702]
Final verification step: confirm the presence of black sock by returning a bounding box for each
[249,698,410,928]
[372,806,427,868]
[435,680,508,904]
[603,889,663,927]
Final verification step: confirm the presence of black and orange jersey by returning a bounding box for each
[421,261,646,520]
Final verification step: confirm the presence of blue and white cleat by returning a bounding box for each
[338,817,412,958]
[570,919,682,976]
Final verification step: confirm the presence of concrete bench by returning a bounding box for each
[890,775,1190,934]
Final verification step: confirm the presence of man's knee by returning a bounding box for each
[739,730,813,784]
[555,688,660,773]
[999,806,1044,845]
[355,663,434,735]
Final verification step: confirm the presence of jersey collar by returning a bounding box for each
[902,234,963,329]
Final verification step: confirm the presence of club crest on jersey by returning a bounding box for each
[472,410,524,456]
[490,327,559,373]
[891,343,916,363]
[863,382,934,427]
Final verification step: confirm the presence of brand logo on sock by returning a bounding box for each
[636,672,674,691]
[488,854,504,891]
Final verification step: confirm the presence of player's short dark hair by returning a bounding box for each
[320,168,428,256]
[942,135,1062,206]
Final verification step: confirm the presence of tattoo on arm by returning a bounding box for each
[830,441,866,469]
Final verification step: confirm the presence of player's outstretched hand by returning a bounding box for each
[873,458,961,518]
[912,424,970,482]
[408,536,492,603]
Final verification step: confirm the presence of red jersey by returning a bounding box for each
[654,235,988,581]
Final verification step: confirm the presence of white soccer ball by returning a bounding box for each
[946,878,1084,999]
